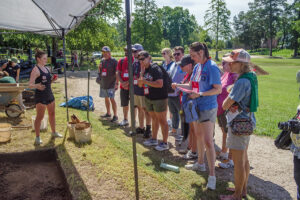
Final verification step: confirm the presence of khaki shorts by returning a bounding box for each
[134,95,145,108]
[197,108,217,123]
[226,127,251,150]
[145,98,167,113]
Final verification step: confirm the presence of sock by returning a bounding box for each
[146,125,151,131]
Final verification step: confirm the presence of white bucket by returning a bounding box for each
[31,115,48,131]
[68,122,76,139]
[74,123,92,143]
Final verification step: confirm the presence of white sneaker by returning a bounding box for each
[34,137,43,145]
[175,135,183,141]
[143,139,158,147]
[183,150,198,160]
[119,119,129,126]
[167,119,172,128]
[206,176,216,190]
[185,162,206,172]
[155,142,169,151]
[217,152,228,160]
[218,160,234,169]
[52,132,63,138]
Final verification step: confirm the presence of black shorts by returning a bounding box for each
[217,112,228,133]
[35,97,55,105]
[120,89,129,107]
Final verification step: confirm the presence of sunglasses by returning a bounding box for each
[133,50,138,53]
[138,57,146,61]
[161,52,166,55]
[173,53,181,57]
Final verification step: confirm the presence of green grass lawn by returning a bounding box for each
[251,58,300,138]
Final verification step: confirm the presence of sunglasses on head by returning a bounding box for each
[173,53,181,57]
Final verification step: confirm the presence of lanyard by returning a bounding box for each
[195,59,209,81]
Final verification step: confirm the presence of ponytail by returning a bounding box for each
[189,42,210,59]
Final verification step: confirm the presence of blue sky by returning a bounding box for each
[154,0,293,26]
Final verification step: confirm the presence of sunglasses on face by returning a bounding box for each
[133,50,138,53]
[173,53,181,57]
[161,52,166,55]
[139,57,146,61]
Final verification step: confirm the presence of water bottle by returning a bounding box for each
[160,159,180,173]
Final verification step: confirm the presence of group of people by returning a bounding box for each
[98,42,259,199]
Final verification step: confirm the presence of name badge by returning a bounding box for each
[102,68,107,76]
[144,87,149,95]
[134,79,138,85]
[123,73,129,78]
[192,81,199,93]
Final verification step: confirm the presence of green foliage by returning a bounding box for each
[158,6,198,48]
[132,0,163,52]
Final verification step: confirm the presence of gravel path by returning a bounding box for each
[58,71,297,200]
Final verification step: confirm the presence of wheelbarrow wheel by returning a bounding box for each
[5,104,22,118]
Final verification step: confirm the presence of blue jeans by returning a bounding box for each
[168,96,181,130]
[294,156,300,200]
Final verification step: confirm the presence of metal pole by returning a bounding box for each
[62,29,69,122]
[87,69,90,122]
[125,0,139,199]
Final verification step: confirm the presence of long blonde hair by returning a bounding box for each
[161,48,174,60]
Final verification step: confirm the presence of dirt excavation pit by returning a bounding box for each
[0,149,72,200]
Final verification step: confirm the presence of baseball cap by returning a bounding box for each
[9,57,19,63]
[178,55,193,67]
[124,45,136,51]
[133,44,144,51]
[223,49,250,63]
[102,46,111,52]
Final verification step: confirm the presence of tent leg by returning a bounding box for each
[125,0,139,199]
[87,69,90,121]
[62,29,69,122]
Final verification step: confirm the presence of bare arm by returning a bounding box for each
[0,63,7,71]
[143,79,163,88]
[172,83,191,90]
[189,84,222,99]
[16,68,20,83]
[28,67,45,90]
[222,96,235,110]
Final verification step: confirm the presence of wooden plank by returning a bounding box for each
[0,87,26,92]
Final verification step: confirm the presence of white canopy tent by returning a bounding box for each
[0,0,101,37]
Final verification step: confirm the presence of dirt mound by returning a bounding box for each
[250,62,269,75]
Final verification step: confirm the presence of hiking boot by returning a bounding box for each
[143,139,158,147]
[119,119,129,126]
[136,127,145,134]
[183,150,198,160]
[101,113,111,118]
[110,116,118,123]
[34,137,43,145]
[52,132,63,138]
[155,142,169,151]
[206,176,216,190]
[218,160,234,169]
[185,162,206,172]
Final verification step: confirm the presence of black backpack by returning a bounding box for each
[274,130,292,150]
[155,63,174,93]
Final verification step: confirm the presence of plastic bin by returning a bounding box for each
[74,122,92,143]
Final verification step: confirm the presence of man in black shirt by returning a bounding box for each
[137,51,169,151]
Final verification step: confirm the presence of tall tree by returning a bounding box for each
[158,6,198,48]
[204,0,231,60]
[132,0,162,52]
[291,0,300,57]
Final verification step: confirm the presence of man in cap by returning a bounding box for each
[116,45,135,126]
[132,44,152,138]
[99,46,119,122]
[0,57,20,83]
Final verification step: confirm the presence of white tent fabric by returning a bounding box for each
[0,0,101,36]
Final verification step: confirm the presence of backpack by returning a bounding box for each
[155,63,174,93]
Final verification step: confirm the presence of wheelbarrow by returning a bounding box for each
[0,83,27,118]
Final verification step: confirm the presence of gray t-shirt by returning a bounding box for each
[100,58,118,89]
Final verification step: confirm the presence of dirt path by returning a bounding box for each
[58,71,297,200]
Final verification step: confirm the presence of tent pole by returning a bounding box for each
[125,0,139,199]
[62,29,69,122]
[87,69,90,122]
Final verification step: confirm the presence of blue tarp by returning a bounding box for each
[60,96,94,111]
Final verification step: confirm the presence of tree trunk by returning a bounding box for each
[215,0,220,61]
[79,49,84,66]
[269,0,273,57]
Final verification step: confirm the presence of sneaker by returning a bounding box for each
[119,119,129,126]
[167,119,172,129]
[185,162,206,172]
[136,127,145,134]
[218,160,234,169]
[175,135,183,141]
[155,142,169,151]
[217,152,228,160]
[110,116,118,123]
[34,137,43,145]
[143,128,151,138]
[179,148,189,154]
[206,176,216,190]
[183,150,198,160]
[101,113,111,118]
[143,139,158,147]
[52,132,63,138]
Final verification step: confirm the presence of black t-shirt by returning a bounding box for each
[4,64,20,80]
[133,60,145,96]
[100,58,118,89]
[143,63,168,100]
